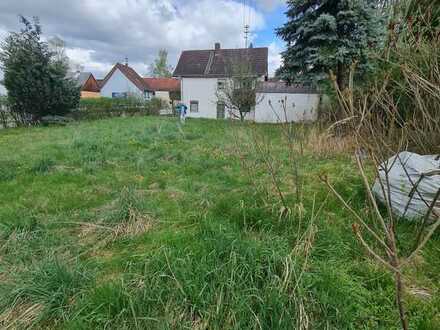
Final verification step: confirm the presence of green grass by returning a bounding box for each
[0,117,438,329]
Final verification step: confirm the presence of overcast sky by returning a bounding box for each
[0,0,287,95]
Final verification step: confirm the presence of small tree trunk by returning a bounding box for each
[337,62,348,92]
[390,256,409,330]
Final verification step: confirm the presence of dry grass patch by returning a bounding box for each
[77,209,154,250]
[0,302,44,330]
[306,128,356,157]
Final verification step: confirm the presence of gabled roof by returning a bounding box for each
[73,72,100,92]
[100,63,152,92]
[173,46,268,78]
[77,72,93,86]
[143,78,180,92]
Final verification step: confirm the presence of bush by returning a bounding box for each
[71,96,164,121]
[333,0,440,155]
[0,16,80,124]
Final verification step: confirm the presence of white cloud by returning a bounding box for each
[268,41,283,76]
[0,0,275,81]
[65,48,114,77]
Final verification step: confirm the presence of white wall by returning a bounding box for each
[181,78,219,119]
[180,77,319,123]
[100,68,143,98]
[155,91,170,102]
[254,93,320,123]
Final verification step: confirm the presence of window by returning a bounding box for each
[217,79,226,90]
[144,91,155,100]
[112,92,127,99]
[190,100,199,113]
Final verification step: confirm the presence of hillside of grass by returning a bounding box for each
[0,117,438,329]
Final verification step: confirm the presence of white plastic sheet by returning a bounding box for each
[372,152,440,221]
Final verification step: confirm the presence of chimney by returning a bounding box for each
[125,57,128,66]
[214,42,221,50]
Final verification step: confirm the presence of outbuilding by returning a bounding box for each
[252,81,320,123]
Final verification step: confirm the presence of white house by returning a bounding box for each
[100,63,154,100]
[173,43,269,119]
[99,63,180,105]
[174,43,320,123]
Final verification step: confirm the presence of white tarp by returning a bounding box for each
[372,152,440,221]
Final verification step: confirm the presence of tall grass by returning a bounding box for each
[0,117,438,329]
[0,257,95,328]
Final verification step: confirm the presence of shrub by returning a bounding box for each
[0,16,80,124]
[72,96,164,121]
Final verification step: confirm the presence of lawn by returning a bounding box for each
[0,117,438,329]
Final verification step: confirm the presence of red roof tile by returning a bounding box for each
[142,78,180,92]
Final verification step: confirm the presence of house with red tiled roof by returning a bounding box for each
[99,63,180,106]
[100,63,154,100]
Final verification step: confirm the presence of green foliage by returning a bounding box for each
[73,96,164,120]
[30,157,56,174]
[148,49,173,78]
[344,0,440,154]
[277,0,384,88]
[0,16,80,124]
[403,0,439,40]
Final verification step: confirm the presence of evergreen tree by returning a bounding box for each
[277,0,383,89]
[148,49,173,78]
[0,16,80,123]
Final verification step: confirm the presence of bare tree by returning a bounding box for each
[216,56,263,121]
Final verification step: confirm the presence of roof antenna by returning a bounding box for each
[244,24,250,48]
[243,0,252,48]
[125,57,128,66]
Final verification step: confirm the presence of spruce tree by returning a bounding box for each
[277,0,383,89]
[0,16,80,123]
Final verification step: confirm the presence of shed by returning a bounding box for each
[253,81,320,123]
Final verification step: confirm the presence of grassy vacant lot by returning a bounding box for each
[0,117,438,329]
